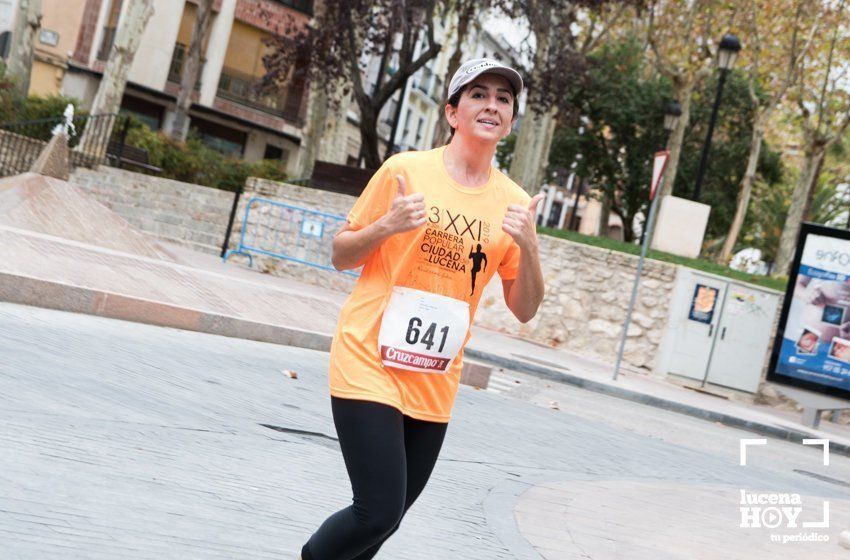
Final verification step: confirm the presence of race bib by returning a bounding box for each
[378,287,470,373]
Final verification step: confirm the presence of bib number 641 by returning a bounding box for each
[405,317,449,353]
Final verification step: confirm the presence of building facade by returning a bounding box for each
[25,0,311,172]
[6,2,531,179]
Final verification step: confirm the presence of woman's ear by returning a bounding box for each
[444,103,457,129]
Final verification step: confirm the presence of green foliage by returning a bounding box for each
[547,37,672,241]
[812,133,850,228]
[125,121,288,192]
[549,38,787,248]
[743,131,850,270]
[539,226,787,292]
[0,87,85,124]
[21,94,87,121]
[672,71,784,244]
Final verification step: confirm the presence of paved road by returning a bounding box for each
[2,302,849,559]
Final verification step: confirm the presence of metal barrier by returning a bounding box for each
[223,196,359,277]
[0,113,120,177]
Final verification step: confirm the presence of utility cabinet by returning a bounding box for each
[656,268,781,393]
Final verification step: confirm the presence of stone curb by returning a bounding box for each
[0,272,334,353]
[464,348,850,458]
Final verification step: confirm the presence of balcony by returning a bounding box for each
[217,67,302,121]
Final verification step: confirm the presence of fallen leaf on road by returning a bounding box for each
[549,401,560,410]
[283,370,298,379]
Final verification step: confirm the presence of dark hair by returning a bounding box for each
[446,82,519,141]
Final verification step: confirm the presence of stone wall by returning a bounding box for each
[474,235,678,370]
[70,166,236,254]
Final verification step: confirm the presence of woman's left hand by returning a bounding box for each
[503,194,544,251]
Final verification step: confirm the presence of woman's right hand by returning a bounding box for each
[377,175,426,235]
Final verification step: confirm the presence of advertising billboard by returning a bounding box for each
[768,223,850,400]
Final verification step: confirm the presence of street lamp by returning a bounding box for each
[692,33,742,201]
[663,100,681,144]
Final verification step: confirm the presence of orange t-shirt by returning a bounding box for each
[328,146,531,422]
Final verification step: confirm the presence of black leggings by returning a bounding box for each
[301,397,448,560]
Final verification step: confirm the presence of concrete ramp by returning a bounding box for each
[0,172,178,262]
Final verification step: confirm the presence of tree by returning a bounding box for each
[80,0,154,149]
[743,142,844,272]
[672,70,784,245]
[262,0,443,169]
[5,0,42,97]
[645,0,740,214]
[547,37,671,241]
[506,0,636,195]
[170,0,213,142]
[774,0,850,275]
[548,39,784,245]
[291,2,353,177]
[717,0,818,264]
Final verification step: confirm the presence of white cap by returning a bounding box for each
[447,58,523,100]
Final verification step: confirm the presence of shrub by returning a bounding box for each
[124,121,288,192]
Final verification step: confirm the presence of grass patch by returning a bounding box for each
[539,227,788,292]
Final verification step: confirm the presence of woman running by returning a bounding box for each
[300,58,545,560]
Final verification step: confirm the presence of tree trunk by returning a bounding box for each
[619,209,635,242]
[317,88,353,164]
[431,8,473,148]
[801,153,826,222]
[508,107,556,194]
[774,145,826,275]
[597,190,610,237]
[717,119,765,264]
[6,0,42,97]
[295,80,352,176]
[359,103,382,169]
[507,23,556,195]
[80,0,154,151]
[294,85,329,177]
[170,0,213,142]
[657,79,693,201]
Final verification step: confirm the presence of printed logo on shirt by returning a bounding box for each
[421,205,492,276]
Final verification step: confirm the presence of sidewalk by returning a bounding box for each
[2,219,849,455]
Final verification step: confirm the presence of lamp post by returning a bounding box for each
[641,102,681,245]
[663,100,681,146]
[692,34,742,201]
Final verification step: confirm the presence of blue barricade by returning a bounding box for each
[223,196,359,277]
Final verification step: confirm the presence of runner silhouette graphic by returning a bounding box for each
[468,243,488,295]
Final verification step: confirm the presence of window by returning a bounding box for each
[96,0,124,61]
[271,0,313,16]
[415,117,425,146]
[264,145,283,160]
[382,99,399,126]
[168,43,186,83]
[402,109,412,142]
[189,117,247,157]
[119,96,165,130]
